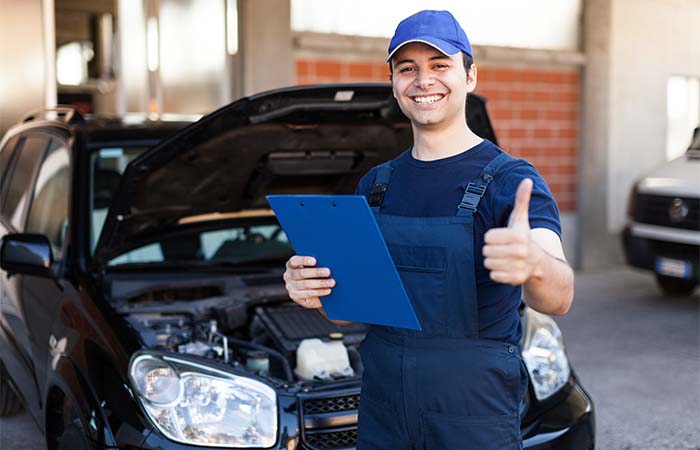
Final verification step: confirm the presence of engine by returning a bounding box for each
[120,291,368,384]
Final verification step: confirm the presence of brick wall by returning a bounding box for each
[476,68,579,212]
[295,59,579,212]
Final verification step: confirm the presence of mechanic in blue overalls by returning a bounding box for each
[283,10,574,450]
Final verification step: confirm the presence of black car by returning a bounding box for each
[0,85,594,450]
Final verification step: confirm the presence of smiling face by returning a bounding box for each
[390,43,476,133]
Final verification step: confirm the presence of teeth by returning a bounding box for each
[413,95,442,104]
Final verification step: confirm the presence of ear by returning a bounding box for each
[466,63,478,93]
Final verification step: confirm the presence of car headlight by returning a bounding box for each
[520,308,571,401]
[129,353,277,448]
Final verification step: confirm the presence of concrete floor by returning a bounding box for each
[0,266,698,450]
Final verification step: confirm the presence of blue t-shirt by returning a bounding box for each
[355,139,561,345]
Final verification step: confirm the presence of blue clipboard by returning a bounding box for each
[267,195,421,330]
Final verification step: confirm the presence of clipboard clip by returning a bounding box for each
[368,182,388,207]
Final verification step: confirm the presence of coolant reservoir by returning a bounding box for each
[295,338,354,380]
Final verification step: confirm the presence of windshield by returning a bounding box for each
[90,146,294,267]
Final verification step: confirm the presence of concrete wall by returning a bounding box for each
[0,0,51,135]
[580,0,700,269]
[239,0,293,96]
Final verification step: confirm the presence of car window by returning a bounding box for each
[90,146,149,252]
[25,139,71,258]
[0,135,20,191]
[1,134,50,230]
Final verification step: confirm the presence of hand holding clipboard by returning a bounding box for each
[268,195,421,330]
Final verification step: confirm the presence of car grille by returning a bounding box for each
[634,194,700,231]
[303,394,360,415]
[305,427,357,449]
[300,393,360,450]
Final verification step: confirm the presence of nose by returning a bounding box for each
[414,69,435,90]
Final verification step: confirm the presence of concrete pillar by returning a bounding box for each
[239,0,293,97]
[579,0,617,270]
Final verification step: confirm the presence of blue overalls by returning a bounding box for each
[356,151,527,450]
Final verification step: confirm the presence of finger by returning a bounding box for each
[482,243,528,259]
[292,296,324,309]
[292,288,333,301]
[294,278,336,290]
[287,255,317,269]
[484,228,526,245]
[489,270,526,286]
[298,267,331,279]
[508,178,533,228]
[483,257,527,272]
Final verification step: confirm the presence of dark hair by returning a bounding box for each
[388,51,474,80]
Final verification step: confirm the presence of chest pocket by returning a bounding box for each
[389,245,447,272]
[388,244,448,334]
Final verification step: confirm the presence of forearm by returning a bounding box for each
[523,249,574,316]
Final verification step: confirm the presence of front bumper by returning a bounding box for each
[622,226,700,283]
[522,376,595,450]
[138,378,594,450]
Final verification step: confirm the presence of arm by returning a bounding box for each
[521,228,574,315]
[483,179,574,316]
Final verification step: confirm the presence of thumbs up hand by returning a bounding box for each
[483,178,545,285]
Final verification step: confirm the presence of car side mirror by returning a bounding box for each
[0,234,57,278]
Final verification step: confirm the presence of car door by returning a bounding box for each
[21,135,75,410]
[0,131,50,414]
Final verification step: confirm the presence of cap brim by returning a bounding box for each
[386,37,461,62]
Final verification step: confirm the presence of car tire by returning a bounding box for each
[57,420,94,450]
[0,361,23,416]
[655,274,698,296]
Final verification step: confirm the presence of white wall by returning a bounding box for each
[292,0,582,51]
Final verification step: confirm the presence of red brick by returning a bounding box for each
[521,70,544,83]
[492,108,514,121]
[562,71,579,84]
[344,62,369,80]
[519,109,540,120]
[296,60,311,78]
[509,128,528,139]
[316,61,342,78]
[558,128,578,139]
[507,90,529,102]
[534,128,552,139]
[545,110,576,121]
[492,68,520,83]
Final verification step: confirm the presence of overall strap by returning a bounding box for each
[368,163,394,213]
[456,151,514,216]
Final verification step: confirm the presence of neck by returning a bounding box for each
[411,121,483,161]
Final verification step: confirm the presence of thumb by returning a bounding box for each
[508,178,533,228]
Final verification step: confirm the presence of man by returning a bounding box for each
[283,10,574,450]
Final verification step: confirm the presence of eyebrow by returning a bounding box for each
[393,54,451,67]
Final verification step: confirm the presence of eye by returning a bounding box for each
[398,66,415,73]
[433,63,449,70]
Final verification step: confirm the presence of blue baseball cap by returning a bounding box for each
[387,10,472,62]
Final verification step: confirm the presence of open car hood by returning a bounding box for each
[93,84,497,266]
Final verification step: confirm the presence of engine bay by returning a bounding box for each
[110,274,368,385]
